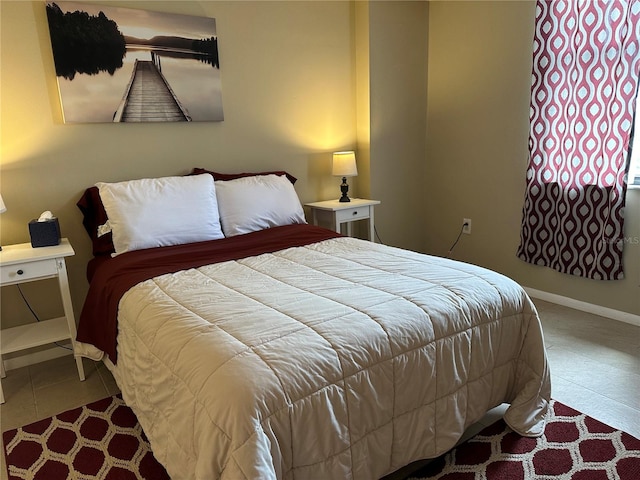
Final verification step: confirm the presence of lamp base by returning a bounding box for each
[339,176,351,202]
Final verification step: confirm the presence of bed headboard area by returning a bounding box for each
[77,169,302,258]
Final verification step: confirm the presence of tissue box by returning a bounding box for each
[29,218,61,248]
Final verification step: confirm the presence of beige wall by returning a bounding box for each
[0,0,359,330]
[425,0,640,316]
[368,0,429,252]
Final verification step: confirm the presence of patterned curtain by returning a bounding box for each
[518,0,640,280]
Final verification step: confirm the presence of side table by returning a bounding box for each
[0,238,85,403]
[305,199,381,242]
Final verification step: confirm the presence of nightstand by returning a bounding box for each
[0,239,85,403]
[305,199,381,242]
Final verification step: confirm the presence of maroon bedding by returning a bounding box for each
[76,224,341,362]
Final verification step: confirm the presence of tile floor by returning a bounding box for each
[1,299,639,479]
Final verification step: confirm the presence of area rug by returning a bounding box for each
[3,398,640,480]
[2,395,169,480]
[410,401,640,480]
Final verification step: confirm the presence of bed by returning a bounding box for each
[75,169,551,480]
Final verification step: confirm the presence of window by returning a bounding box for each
[630,92,640,187]
[631,155,640,186]
[631,138,640,187]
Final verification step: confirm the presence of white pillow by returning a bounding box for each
[96,174,224,255]
[214,174,306,236]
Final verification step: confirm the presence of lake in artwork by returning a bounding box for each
[46,2,224,123]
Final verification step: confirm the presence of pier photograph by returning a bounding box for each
[45,2,223,123]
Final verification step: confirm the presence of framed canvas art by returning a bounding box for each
[45,2,223,123]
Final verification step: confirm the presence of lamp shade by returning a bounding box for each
[332,151,358,178]
[0,194,6,214]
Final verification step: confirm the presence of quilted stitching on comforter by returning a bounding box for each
[108,237,550,480]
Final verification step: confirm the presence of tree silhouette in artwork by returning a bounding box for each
[192,37,220,68]
[46,2,126,80]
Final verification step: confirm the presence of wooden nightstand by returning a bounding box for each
[0,239,85,403]
[305,199,381,242]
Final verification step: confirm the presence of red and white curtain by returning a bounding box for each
[518,0,640,280]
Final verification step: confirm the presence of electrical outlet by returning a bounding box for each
[463,218,472,235]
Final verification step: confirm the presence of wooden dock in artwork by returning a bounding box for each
[113,59,191,122]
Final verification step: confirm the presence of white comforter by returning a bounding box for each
[107,237,550,480]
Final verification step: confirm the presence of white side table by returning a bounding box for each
[0,238,85,403]
[305,199,381,242]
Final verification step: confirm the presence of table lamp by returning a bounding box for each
[332,151,358,202]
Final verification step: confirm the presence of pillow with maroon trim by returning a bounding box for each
[96,174,224,256]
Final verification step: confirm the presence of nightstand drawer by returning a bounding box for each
[335,206,371,223]
[0,258,58,285]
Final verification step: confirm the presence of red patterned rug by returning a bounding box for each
[3,397,640,479]
[410,401,640,479]
[2,395,169,480]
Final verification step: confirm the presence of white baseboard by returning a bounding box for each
[2,343,72,372]
[524,287,640,327]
